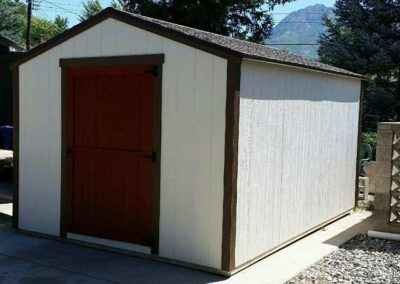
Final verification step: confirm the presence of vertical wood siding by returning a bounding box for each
[18,18,227,268]
[235,60,361,266]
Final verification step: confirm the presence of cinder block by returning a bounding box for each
[377,130,394,146]
[369,177,376,194]
[378,123,394,130]
[391,125,400,132]
[374,192,391,211]
[378,122,400,130]
[375,162,393,178]
[375,176,391,194]
[376,145,393,161]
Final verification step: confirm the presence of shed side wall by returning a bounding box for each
[18,18,227,269]
[235,60,360,266]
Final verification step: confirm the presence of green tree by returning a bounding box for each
[111,0,125,10]
[0,0,69,48]
[79,0,103,21]
[122,0,295,43]
[319,0,400,130]
[27,16,69,47]
[0,0,25,44]
[79,0,124,21]
[54,15,69,34]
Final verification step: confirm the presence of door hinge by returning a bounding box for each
[152,151,157,163]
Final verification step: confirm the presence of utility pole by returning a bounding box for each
[26,0,32,50]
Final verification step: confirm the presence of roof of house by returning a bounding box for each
[0,34,21,50]
[14,8,363,79]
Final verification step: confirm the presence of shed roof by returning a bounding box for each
[14,8,363,79]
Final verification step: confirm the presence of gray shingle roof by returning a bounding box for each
[123,10,363,79]
[14,8,363,79]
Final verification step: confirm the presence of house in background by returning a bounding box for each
[0,34,24,127]
[12,8,363,276]
[0,35,21,54]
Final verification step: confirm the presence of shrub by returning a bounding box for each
[361,132,377,160]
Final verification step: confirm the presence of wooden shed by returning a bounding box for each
[12,8,364,276]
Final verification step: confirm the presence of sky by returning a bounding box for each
[35,0,336,27]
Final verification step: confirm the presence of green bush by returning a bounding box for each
[361,132,377,160]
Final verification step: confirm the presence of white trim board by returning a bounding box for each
[67,233,152,255]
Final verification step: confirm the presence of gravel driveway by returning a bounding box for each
[287,234,400,284]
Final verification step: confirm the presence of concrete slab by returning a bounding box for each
[0,207,374,284]
[0,255,110,284]
[224,210,373,284]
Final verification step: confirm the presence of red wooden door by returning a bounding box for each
[66,65,156,247]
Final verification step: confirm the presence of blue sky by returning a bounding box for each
[35,0,336,27]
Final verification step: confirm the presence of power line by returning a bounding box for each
[277,21,324,24]
[266,43,319,46]
[39,5,81,16]
[36,2,329,27]
[42,0,81,12]
[41,0,83,8]
[40,0,81,16]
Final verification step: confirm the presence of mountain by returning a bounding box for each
[267,4,334,59]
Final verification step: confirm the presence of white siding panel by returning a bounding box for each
[235,60,361,266]
[19,18,226,268]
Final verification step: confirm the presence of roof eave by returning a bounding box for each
[11,7,366,81]
[12,9,113,68]
[243,55,366,81]
[12,8,242,69]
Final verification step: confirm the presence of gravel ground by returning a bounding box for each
[287,234,400,284]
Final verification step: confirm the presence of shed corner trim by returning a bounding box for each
[221,57,241,271]
[12,65,19,229]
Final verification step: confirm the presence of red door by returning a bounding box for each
[65,65,156,247]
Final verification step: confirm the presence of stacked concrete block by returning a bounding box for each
[364,161,377,195]
[358,177,369,201]
[375,123,400,224]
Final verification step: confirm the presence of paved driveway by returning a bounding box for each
[0,216,224,284]
[0,198,373,284]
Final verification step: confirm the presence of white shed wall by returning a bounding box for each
[18,18,227,269]
[235,60,361,266]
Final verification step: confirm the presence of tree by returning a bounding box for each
[79,0,124,21]
[79,0,103,21]
[0,0,25,44]
[319,0,400,130]
[54,15,68,34]
[122,0,295,43]
[111,0,125,10]
[0,0,69,48]
[27,16,69,46]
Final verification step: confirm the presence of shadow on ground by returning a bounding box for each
[0,180,227,283]
[324,210,400,248]
[0,215,224,283]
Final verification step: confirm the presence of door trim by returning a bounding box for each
[12,66,19,229]
[60,54,164,255]
[59,54,164,68]
[67,233,152,254]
